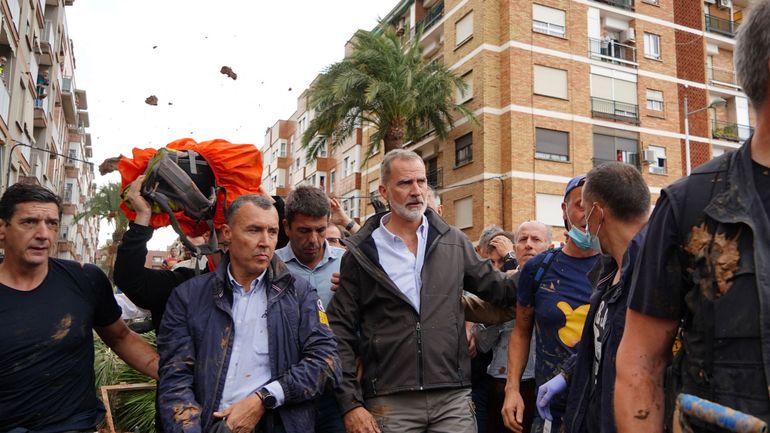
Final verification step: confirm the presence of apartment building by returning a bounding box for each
[264,0,753,241]
[0,0,98,263]
[261,87,366,221]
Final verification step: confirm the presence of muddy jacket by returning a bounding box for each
[562,229,644,433]
[666,140,770,421]
[157,254,340,433]
[327,208,518,414]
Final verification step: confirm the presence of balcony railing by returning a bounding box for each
[593,0,634,11]
[705,14,739,38]
[708,67,738,86]
[416,0,444,33]
[426,167,443,189]
[0,80,10,124]
[591,97,640,124]
[712,120,753,142]
[588,38,637,67]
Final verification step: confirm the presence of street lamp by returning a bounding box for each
[684,93,726,175]
[4,141,94,190]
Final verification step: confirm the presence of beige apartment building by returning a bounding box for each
[0,0,98,263]
[265,0,754,241]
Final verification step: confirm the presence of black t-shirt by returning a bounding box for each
[753,161,770,222]
[0,259,122,432]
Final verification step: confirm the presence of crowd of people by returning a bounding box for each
[2,1,770,432]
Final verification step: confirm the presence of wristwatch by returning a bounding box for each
[256,387,278,410]
[345,220,356,231]
[504,252,516,262]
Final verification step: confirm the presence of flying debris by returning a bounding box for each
[168,102,173,105]
[220,66,237,80]
[152,45,158,49]
[145,95,158,106]
[288,87,292,91]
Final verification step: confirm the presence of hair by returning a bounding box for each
[514,220,552,244]
[427,186,441,207]
[486,231,516,254]
[380,149,424,184]
[477,224,503,251]
[327,221,351,239]
[284,185,330,226]
[584,162,650,222]
[226,195,274,225]
[735,0,770,107]
[0,183,61,220]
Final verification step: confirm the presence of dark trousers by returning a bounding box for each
[487,377,536,433]
[315,387,346,433]
[208,413,285,433]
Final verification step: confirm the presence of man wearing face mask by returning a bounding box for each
[502,175,599,433]
[532,163,651,433]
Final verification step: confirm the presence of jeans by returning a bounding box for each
[315,387,346,433]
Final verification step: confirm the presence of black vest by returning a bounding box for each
[666,140,770,422]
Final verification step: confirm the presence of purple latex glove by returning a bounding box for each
[536,373,567,421]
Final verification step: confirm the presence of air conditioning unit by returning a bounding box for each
[621,28,636,43]
[643,149,658,164]
[718,0,731,9]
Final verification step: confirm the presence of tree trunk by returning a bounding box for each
[383,119,406,153]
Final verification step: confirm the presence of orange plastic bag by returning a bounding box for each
[118,138,263,237]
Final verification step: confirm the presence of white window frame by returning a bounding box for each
[455,12,474,46]
[534,65,568,100]
[648,145,667,174]
[454,196,473,229]
[646,89,664,112]
[644,33,661,60]
[532,4,566,38]
[456,70,474,103]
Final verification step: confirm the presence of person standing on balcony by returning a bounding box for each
[615,0,770,430]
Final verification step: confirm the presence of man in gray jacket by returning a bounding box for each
[328,149,518,433]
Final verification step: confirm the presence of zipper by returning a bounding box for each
[417,321,424,390]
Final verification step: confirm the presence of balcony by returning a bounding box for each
[39,20,55,65]
[708,66,738,88]
[427,167,443,189]
[0,80,10,126]
[593,0,634,11]
[705,14,739,38]
[712,120,753,142]
[588,38,637,68]
[591,97,640,124]
[61,76,77,123]
[416,0,443,33]
[339,172,362,194]
[33,98,48,128]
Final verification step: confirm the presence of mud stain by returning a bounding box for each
[172,404,200,429]
[370,404,391,417]
[685,223,741,298]
[51,315,72,341]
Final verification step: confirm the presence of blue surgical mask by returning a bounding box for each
[585,205,604,253]
[568,225,594,250]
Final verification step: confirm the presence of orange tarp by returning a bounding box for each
[118,138,262,237]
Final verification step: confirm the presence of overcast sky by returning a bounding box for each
[67,0,396,249]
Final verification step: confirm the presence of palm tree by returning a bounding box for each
[75,181,128,279]
[302,26,475,162]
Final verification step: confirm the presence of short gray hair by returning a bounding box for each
[514,221,552,244]
[735,0,770,107]
[428,187,441,206]
[226,195,274,224]
[478,224,503,251]
[380,149,424,184]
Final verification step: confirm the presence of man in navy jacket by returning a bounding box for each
[157,195,340,433]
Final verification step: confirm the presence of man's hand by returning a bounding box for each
[465,322,477,359]
[343,407,381,433]
[213,394,264,433]
[330,197,353,227]
[331,272,341,292]
[489,235,514,258]
[125,175,152,226]
[502,388,526,433]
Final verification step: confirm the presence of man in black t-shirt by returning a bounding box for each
[614,2,770,431]
[0,184,159,433]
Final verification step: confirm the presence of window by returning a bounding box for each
[455,132,473,166]
[534,65,568,99]
[644,33,661,60]
[68,148,78,159]
[535,193,564,227]
[64,182,73,203]
[344,157,350,176]
[593,133,639,167]
[532,4,566,37]
[648,145,667,174]
[295,157,300,169]
[457,71,473,103]
[319,175,326,191]
[535,128,569,161]
[330,170,336,193]
[454,196,473,229]
[455,12,473,46]
[646,89,664,112]
[279,141,287,157]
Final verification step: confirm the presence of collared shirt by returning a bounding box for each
[219,266,285,411]
[371,213,429,312]
[274,241,345,308]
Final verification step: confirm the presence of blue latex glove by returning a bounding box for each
[536,373,568,421]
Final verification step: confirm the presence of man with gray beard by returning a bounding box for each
[328,149,518,433]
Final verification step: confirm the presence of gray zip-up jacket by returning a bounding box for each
[328,208,518,414]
